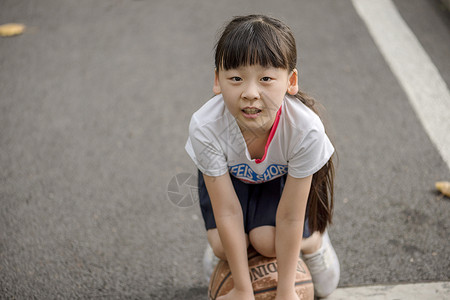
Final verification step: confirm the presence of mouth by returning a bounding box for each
[241,107,262,118]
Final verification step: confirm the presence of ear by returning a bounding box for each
[287,69,299,95]
[213,69,221,95]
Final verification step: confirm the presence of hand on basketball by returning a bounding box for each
[217,287,255,300]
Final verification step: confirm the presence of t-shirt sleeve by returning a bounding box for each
[287,122,334,178]
[185,115,228,177]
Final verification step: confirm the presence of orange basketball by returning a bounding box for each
[208,248,314,300]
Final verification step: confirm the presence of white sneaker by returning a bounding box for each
[203,243,220,284]
[302,230,340,298]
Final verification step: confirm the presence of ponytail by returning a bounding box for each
[294,90,335,233]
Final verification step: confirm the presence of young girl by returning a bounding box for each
[185,15,340,299]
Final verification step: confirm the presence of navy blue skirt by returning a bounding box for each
[197,170,311,238]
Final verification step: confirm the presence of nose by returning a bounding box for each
[242,82,260,100]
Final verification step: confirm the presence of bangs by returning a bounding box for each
[215,19,293,71]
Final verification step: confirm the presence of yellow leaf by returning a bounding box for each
[435,181,450,197]
[0,23,26,37]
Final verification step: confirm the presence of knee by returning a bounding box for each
[250,226,276,258]
[207,229,227,260]
[254,241,276,258]
[211,241,227,260]
[207,229,250,261]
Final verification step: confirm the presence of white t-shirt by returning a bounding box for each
[185,94,334,184]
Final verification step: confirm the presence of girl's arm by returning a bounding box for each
[203,173,254,298]
[275,174,313,299]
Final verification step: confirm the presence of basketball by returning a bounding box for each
[208,248,314,300]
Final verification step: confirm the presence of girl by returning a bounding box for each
[185,15,340,299]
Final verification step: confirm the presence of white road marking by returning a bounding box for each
[323,281,450,300]
[343,0,449,296]
[352,0,450,170]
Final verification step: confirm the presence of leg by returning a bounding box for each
[300,231,322,255]
[207,228,249,261]
[301,230,340,298]
[250,225,320,258]
[249,226,276,258]
[249,225,322,257]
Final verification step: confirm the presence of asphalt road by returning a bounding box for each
[1,0,449,299]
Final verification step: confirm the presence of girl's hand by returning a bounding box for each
[275,289,300,300]
[217,288,255,300]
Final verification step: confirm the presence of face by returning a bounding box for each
[213,64,298,136]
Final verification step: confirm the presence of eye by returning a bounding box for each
[230,76,242,82]
[261,77,272,82]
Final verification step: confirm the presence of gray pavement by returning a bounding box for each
[1,0,449,299]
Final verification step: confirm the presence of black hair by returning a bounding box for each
[215,15,296,71]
